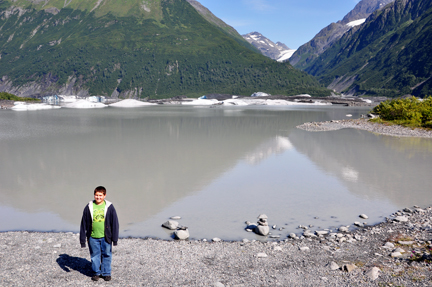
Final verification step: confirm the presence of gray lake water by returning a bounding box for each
[1,105,432,241]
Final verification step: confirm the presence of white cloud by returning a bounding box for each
[243,0,274,12]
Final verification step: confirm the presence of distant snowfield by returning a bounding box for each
[346,18,366,27]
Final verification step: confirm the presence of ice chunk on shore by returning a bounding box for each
[63,99,107,109]
[182,99,219,105]
[109,99,157,108]
[11,103,61,111]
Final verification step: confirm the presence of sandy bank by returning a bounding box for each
[1,207,432,286]
[297,118,432,138]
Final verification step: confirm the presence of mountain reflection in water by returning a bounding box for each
[0,106,431,240]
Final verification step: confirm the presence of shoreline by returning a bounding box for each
[297,118,432,138]
[2,206,432,286]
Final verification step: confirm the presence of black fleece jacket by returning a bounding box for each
[80,200,119,248]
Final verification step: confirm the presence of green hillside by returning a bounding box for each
[0,0,328,98]
[304,0,432,98]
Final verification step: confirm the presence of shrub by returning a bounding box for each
[372,96,432,128]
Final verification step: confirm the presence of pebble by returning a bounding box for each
[328,261,339,270]
[391,252,402,257]
[394,216,409,222]
[359,214,369,219]
[53,244,61,248]
[170,216,182,220]
[212,238,222,242]
[339,226,349,232]
[299,246,310,252]
[256,253,267,258]
[354,222,364,227]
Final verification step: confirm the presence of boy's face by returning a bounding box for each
[94,191,106,205]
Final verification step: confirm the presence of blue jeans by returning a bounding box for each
[88,237,112,276]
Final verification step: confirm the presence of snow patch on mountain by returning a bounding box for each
[242,32,295,61]
[346,18,366,27]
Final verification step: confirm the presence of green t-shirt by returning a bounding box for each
[91,201,106,238]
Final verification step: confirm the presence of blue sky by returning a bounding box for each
[197,0,361,49]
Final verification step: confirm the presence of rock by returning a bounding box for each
[398,241,414,245]
[242,239,250,243]
[328,261,339,270]
[316,231,329,236]
[289,233,297,239]
[391,252,402,257]
[272,225,277,229]
[394,216,409,222]
[170,216,181,220]
[299,246,310,252]
[257,253,267,258]
[53,244,61,248]
[214,282,224,287]
[384,242,395,249]
[212,238,222,242]
[365,267,380,280]
[162,220,179,230]
[174,228,189,240]
[254,225,270,236]
[269,235,280,239]
[394,248,405,253]
[343,264,357,272]
[354,222,364,227]
[273,246,282,251]
[403,208,413,213]
[257,214,268,220]
[339,226,349,232]
[359,214,369,219]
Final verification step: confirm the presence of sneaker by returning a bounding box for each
[91,275,101,281]
[102,275,112,281]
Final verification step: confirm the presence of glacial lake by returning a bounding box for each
[1,105,432,241]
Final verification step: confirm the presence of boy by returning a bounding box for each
[80,186,119,281]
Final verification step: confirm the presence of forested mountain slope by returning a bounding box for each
[290,0,394,70]
[0,0,328,98]
[305,0,432,98]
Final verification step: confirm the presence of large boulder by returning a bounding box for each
[174,227,189,240]
[254,225,270,236]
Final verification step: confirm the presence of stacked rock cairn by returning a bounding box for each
[245,214,270,236]
[161,218,189,240]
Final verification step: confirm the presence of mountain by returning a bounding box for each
[0,0,329,98]
[242,32,296,62]
[304,0,432,98]
[185,0,256,51]
[290,0,394,70]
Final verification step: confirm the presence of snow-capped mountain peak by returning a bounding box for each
[242,32,296,62]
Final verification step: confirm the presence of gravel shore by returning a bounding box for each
[297,118,432,138]
[1,207,432,286]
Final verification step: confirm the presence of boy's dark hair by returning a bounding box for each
[94,186,106,195]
